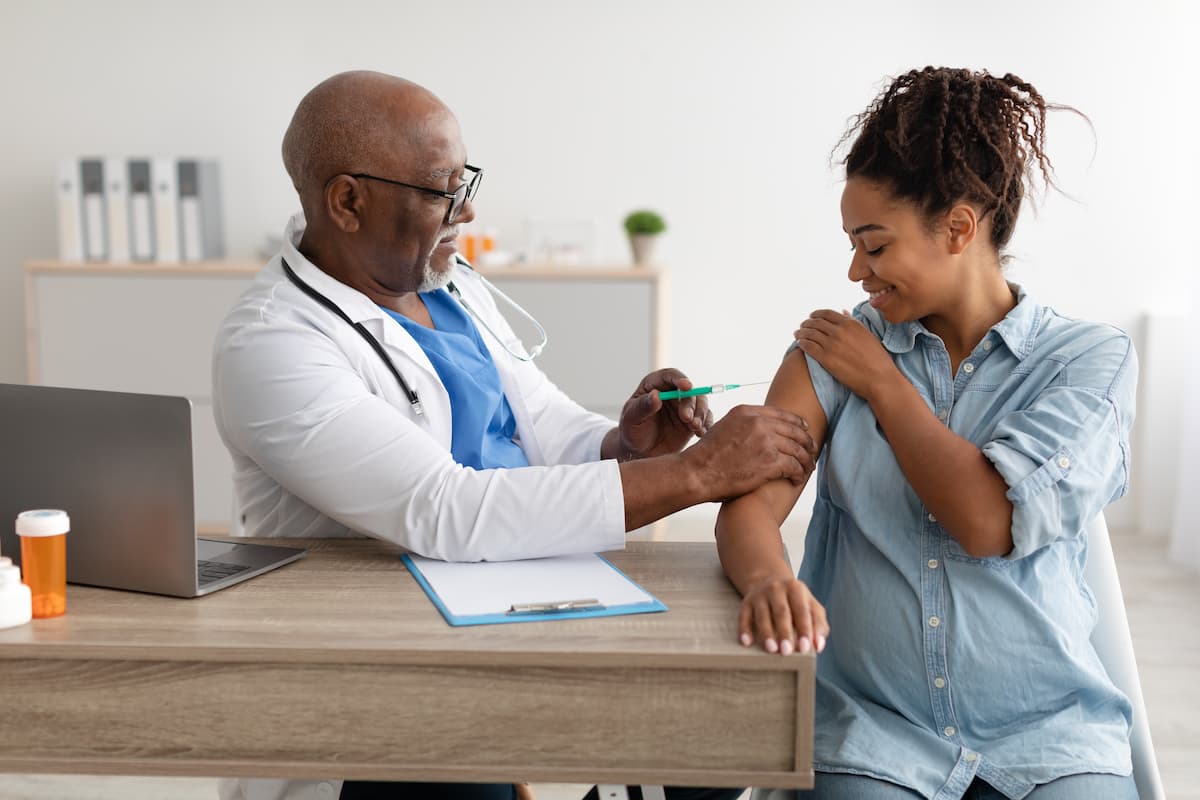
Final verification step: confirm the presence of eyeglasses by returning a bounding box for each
[350,164,482,224]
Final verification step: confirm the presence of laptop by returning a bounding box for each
[0,383,305,597]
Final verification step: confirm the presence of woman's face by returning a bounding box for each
[839,177,961,325]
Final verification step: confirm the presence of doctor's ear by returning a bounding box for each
[944,203,979,255]
[324,175,363,233]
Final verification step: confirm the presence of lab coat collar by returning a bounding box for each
[279,212,444,386]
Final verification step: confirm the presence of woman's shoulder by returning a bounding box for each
[1030,306,1137,394]
[1034,306,1134,359]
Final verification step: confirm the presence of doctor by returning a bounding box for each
[212,71,814,800]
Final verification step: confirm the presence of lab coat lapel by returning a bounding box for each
[454,271,548,467]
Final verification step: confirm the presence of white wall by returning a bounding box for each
[2,0,1196,533]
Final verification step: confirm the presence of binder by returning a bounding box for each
[401,552,668,627]
[55,158,83,262]
[79,158,107,261]
[103,156,130,263]
[150,156,179,263]
[127,159,155,261]
[177,159,225,261]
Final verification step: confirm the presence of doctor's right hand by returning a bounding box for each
[683,404,817,501]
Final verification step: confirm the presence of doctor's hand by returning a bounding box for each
[684,404,818,500]
[606,368,714,461]
[739,574,829,656]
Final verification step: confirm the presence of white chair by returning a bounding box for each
[751,514,1165,800]
[1084,513,1165,800]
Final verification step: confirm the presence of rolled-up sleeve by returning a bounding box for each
[982,333,1137,560]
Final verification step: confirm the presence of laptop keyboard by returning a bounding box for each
[197,559,251,586]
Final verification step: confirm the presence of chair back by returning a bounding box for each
[1083,513,1166,800]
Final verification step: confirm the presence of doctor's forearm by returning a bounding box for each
[617,454,709,530]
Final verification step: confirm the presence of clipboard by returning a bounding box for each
[400,552,668,627]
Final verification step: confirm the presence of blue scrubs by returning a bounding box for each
[383,288,528,470]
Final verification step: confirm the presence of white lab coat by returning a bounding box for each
[213,215,626,800]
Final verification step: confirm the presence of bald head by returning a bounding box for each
[282,71,456,199]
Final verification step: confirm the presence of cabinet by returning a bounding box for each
[24,261,667,531]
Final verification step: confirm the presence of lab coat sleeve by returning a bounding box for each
[213,313,624,562]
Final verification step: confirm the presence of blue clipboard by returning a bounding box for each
[400,552,668,627]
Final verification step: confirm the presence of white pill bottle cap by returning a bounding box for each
[0,556,32,629]
[15,509,70,537]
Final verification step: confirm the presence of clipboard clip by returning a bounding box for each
[508,598,603,615]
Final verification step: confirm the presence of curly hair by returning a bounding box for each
[839,67,1079,251]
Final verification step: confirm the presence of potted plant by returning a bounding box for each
[623,209,666,266]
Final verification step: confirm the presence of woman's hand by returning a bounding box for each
[738,575,829,655]
[794,310,896,401]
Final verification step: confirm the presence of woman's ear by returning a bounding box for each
[945,203,978,255]
[324,175,363,233]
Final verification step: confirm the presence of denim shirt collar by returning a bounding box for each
[877,283,1041,360]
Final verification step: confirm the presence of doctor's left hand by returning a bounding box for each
[612,368,713,461]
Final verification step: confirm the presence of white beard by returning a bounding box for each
[417,259,454,293]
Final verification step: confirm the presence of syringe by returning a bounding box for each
[657,381,770,401]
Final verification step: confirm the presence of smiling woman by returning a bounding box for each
[716,67,1141,800]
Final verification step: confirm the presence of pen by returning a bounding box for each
[658,381,770,401]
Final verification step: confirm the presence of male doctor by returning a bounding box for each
[213,71,815,800]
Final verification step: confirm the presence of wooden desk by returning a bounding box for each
[0,540,813,789]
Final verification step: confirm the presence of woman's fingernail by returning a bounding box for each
[740,632,752,646]
[799,636,812,654]
[765,638,778,654]
[816,634,826,653]
[780,638,794,655]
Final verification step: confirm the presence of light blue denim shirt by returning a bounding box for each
[798,286,1136,800]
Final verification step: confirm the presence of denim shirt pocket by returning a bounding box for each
[941,528,1017,570]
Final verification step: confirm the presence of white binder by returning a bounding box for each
[150,156,179,263]
[127,159,155,261]
[177,159,224,262]
[79,158,107,261]
[55,158,83,262]
[103,156,130,263]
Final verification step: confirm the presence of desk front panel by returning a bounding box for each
[0,541,813,788]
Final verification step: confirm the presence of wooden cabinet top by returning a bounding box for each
[26,260,665,281]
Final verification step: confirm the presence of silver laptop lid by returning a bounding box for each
[0,383,198,596]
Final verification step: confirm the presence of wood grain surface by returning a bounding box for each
[0,540,814,788]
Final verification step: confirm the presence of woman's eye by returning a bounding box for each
[866,246,885,256]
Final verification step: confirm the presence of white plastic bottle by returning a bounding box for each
[0,555,33,629]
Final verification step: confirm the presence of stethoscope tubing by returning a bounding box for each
[280,256,546,417]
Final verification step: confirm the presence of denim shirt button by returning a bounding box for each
[928,616,940,628]
[1058,456,1071,468]
[927,513,936,523]
[934,677,946,688]
[943,725,956,737]
[965,752,978,762]
[963,362,974,374]
[928,559,939,569]
[982,341,992,351]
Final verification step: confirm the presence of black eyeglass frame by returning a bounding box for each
[348,164,482,224]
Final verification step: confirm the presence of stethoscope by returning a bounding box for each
[281,256,547,417]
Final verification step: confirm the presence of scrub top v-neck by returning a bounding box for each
[383,289,529,470]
